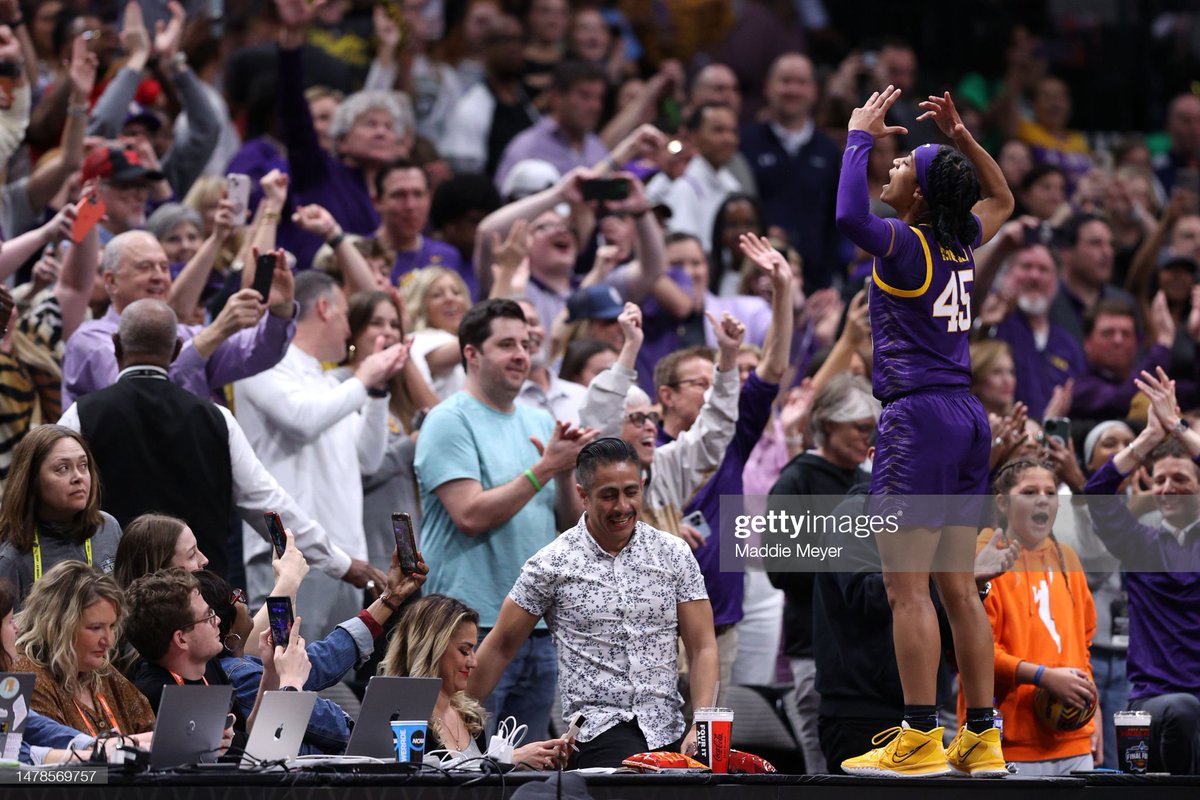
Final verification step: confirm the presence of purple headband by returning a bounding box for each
[914,142,942,202]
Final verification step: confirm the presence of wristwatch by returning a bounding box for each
[280,685,299,692]
[978,581,992,602]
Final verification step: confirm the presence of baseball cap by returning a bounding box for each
[501,159,561,201]
[123,102,163,133]
[566,285,624,323]
[1159,255,1198,274]
[82,145,165,183]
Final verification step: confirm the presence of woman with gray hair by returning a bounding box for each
[275,0,415,269]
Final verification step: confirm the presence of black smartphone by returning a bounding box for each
[391,512,420,574]
[252,253,276,303]
[266,596,294,646]
[265,511,287,559]
[1044,417,1070,447]
[581,178,631,202]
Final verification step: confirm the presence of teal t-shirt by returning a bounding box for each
[414,392,556,627]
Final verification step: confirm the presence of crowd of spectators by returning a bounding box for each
[0,0,1195,776]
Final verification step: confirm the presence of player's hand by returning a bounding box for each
[917,91,968,140]
[847,85,908,139]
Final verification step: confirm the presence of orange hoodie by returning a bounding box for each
[958,529,1097,762]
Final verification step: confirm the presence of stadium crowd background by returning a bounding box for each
[0,0,1196,777]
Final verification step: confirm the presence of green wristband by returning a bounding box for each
[524,468,543,492]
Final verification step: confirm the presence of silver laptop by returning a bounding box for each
[150,684,234,768]
[344,677,441,759]
[240,690,317,767]
[0,673,35,761]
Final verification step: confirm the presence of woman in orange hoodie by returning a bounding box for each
[965,457,1100,776]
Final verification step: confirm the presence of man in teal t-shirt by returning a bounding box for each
[415,299,598,738]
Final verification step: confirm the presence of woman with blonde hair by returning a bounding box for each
[13,561,155,737]
[0,425,121,603]
[970,340,1017,417]
[404,266,471,400]
[380,594,566,768]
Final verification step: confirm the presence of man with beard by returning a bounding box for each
[414,299,598,738]
[985,236,1086,419]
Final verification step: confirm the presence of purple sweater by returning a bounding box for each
[993,311,1086,420]
[276,45,380,270]
[1083,457,1200,700]
[1069,344,1170,422]
[657,370,778,626]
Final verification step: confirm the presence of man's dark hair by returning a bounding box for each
[552,60,606,94]
[458,298,527,367]
[1082,297,1136,338]
[374,158,428,199]
[576,437,640,491]
[685,102,734,133]
[1019,163,1067,194]
[1060,212,1109,249]
[560,339,618,384]
[430,174,501,231]
[193,570,238,640]
[294,270,339,320]
[1147,437,1199,476]
[124,568,200,663]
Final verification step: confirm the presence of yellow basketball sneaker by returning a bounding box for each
[841,722,953,778]
[946,725,1008,778]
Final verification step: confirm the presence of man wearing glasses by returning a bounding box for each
[123,568,308,754]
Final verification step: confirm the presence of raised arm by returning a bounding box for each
[168,197,238,317]
[836,86,909,257]
[469,598,541,700]
[740,234,795,384]
[917,92,1015,245]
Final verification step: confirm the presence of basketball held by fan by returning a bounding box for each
[1033,686,1097,731]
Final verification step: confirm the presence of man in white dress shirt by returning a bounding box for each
[235,271,410,637]
[646,104,742,253]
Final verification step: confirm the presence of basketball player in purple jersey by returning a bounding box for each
[836,88,1015,778]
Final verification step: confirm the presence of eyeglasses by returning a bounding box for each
[626,411,662,428]
[182,610,219,631]
[669,377,712,392]
[230,588,247,606]
[531,221,571,236]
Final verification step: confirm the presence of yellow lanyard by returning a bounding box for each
[32,530,92,581]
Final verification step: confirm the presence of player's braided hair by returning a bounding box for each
[925,148,980,255]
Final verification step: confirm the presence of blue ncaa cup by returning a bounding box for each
[391,719,429,764]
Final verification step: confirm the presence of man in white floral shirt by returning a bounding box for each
[471,438,719,768]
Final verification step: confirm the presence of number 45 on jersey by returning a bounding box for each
[933,269,974,333]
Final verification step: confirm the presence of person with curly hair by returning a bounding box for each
[834,87,1014,778]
